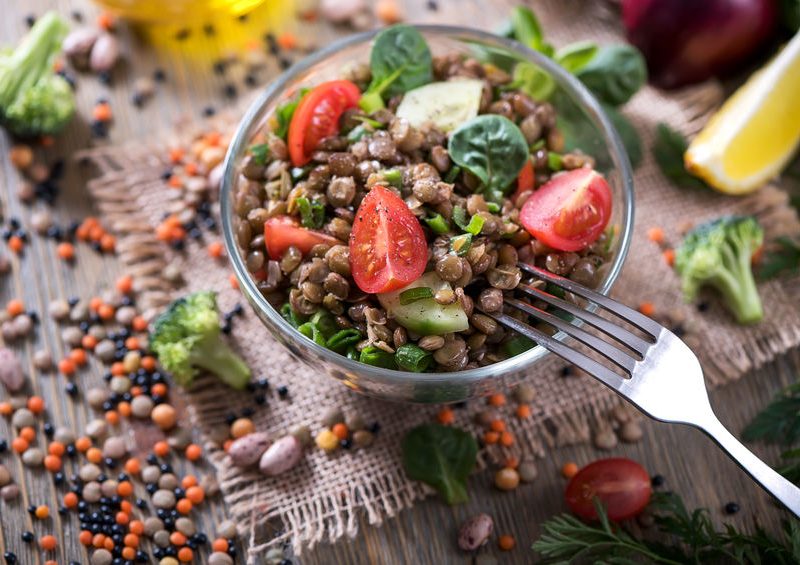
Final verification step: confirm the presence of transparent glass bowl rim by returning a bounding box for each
[220,24,635,389]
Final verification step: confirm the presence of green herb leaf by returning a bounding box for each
[395,344,432,372]
[653,123,709,189]
[346,124,369,142]
[249,143,269,166]
[743,381,800,446]
[509,6,554,56]
[448,115,529,202]
[295,196,325,229]
[326,329,362,354]
[575,44,647,107]
[399,287,434,305]
[510,62,555,101]
[402,423,478,504]
[758,237,800,280]
[452,206,469,231]
[424,213,450,234]
[779,0,800,31]
[366,25,432,100]
[547,152,562,171]
[274,87,309,139]
[359,346,397,369]
[450,233,473,256]
[444,165,462,183]
[554,41,598,73]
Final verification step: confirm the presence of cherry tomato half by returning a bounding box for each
[514,157,535,200]
[520,168,612,252]
[565,458,652,521]
[263,216,339,260]
[349,186,428,294]
[287,80,361,166]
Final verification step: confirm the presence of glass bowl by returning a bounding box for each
[221,25,634,403]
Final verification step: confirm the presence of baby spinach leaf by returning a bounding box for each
[604,105,642,169]
[575,45,647,107]
[402,423,478,504]
[366,25,432,100]
[448,115,529,202]
[653,123,708,189]
[554,41,598,73]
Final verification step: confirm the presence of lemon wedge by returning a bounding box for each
[685,31,800,195]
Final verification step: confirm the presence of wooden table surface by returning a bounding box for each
[1,1,798,564]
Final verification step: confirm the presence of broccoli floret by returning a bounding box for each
[675,216,764,324]
[150,291,251,390]
[0,12,75,137]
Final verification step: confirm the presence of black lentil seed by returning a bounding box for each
[20,532,33,543]
[203,23,215,36]
[4,551,17,563]
[153,69,166,82]
[223,84,238,98]
[277,385,289,398]
[724,502,740,514]
[202,106,216,117]
[175,28,191,40]
[651,474,665,488]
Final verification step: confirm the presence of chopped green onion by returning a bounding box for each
[346,347,359,360]
[399,287,434,305]
[486,202,501,213]
[424,213,450,234]
[452,206,469,230]
[358,91,385,114]
[295,196,326,229]
[359,346,397,369]
[297,322,326,346]
[464,214,485,236]
[395,344,433,372]
[444,165,462,183]
[450,233,473,256]
[291,166,311,181]
[249,143,269,166]
[326,329,362,354]
[530,139,546,151]
[548,152,563,171]
[309,310,338,340]
[354,115,385,128]
[346,124,369,142]
[382,169,403,188]
[502,335,535,357]
[280,303,306,328]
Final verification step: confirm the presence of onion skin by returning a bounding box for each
[622,0,778,89]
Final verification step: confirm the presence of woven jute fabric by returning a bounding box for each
[80,1,800,561]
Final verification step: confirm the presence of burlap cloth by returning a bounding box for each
[80,1,800,561]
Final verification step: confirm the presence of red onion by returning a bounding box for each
[622,0,778,88]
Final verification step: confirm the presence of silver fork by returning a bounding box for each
[489,262,800,518]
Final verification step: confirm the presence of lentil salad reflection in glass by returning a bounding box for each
[232,25,615,372]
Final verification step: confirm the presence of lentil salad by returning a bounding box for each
[231,25,615,373]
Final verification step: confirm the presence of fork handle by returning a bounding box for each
[700,415,800,519]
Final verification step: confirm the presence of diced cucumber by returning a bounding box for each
[396,79,484,132]
[378,272,469,335]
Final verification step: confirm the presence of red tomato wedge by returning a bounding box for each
[349,186,428,294]
[520,168,612,252]
[565,458,652,521]
[287,80,361,166]
[514,157,535,200]
[263,216,339,260]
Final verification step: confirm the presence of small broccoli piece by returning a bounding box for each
[675,216,764,324]
[0,12,75,137]
[150,291,251,390]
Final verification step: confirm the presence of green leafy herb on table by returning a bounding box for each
[675,216,764,324]
[402,423,478,504]
[0,12,75,137]
[533,492,800,564]
[653,123,709,189]
[744,379,800,484]
[448,115,529,203]
[573,45,647,107]
[150,291,251,390]
[359,25,433,113]
[758,237,800,280]
[780,0,800,31]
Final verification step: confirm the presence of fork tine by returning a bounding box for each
[504,297,637,374]
[490,312,627,391]
[517,283,652,357]
[519,263,663,337]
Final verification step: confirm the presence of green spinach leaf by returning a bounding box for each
[365,25,432,101]
[448,115,529,202]
[653,123,708,189]
[510,62,555,101]
[575,45,647,107]
[402,423,478,504]
[554,41,598,73]
[605,104,642,169]
[758,237,800,280]
[510,6,554,56]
